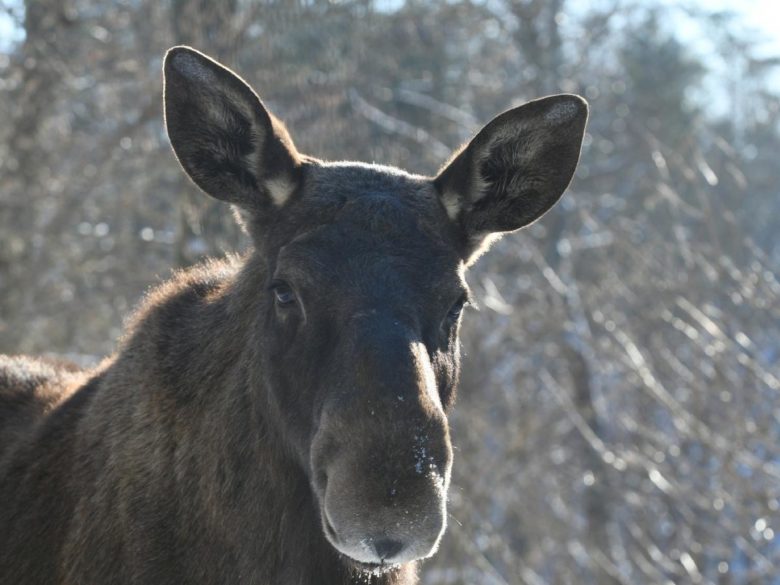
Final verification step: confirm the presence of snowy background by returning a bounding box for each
[1,1,778,583]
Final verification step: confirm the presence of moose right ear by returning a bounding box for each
[163,46,301,211]
[434,94,587,263]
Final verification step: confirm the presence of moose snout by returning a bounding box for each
[317,441,450,566]
[311,411,452,566]
[310,315,453,566]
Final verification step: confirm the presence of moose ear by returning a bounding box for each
[163,46,301,211]
[434,94,588,261]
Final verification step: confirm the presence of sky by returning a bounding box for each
[713,0,780,57]
[0,3,22,50]
[675,0,780,57]
[675,0,780,105]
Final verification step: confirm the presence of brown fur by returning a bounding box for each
[0,47,586,584]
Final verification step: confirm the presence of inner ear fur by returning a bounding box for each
[163,46,302,212]
[434,94,588,261]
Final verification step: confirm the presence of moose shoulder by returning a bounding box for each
[0,47,587,585]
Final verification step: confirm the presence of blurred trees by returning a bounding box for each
[1,0,778,583]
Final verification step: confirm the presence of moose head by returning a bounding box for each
[163,46,587,573]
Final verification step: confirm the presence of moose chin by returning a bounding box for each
[0,46,587,585]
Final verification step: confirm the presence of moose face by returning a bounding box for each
[163,47,587,571]
[260,164,464,568]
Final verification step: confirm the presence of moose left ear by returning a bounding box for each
[434,94,588,261]
[163,46,302,213]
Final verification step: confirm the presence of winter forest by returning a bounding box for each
[1,0,779,583]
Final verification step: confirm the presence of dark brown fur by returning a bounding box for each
[0,47,587,584]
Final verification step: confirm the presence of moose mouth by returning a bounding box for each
[322,510,401,574]
[347,557,400,576]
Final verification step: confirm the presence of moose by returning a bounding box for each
[0,47,587,584]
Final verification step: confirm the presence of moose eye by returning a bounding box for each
[271,281,297,307]
[445,295,468,326]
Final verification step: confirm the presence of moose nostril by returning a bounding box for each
[373,538,404,561]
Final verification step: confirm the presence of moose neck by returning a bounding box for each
[106,255,415,585]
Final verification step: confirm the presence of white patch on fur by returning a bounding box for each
[441,190,461,219]
[265,175,295,206]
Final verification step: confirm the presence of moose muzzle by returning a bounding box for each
[310,314,453,566]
